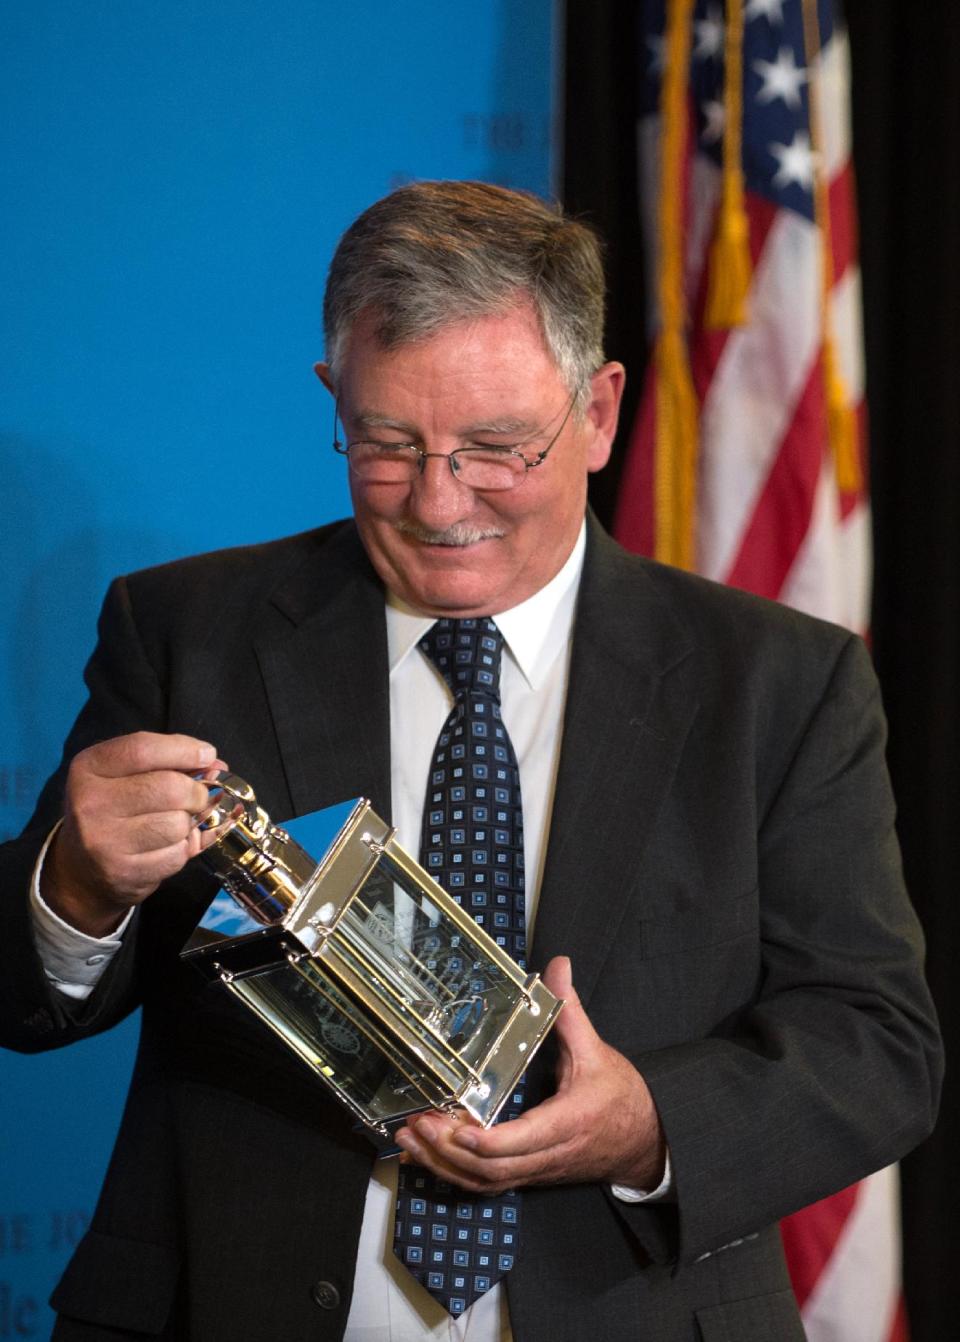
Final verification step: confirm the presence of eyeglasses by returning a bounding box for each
[332,394,577,492]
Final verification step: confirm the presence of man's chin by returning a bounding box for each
[362,526,514,614]
[399,533,506,585]
[395,564,509,618]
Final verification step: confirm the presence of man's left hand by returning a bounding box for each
[394,955,666,1195]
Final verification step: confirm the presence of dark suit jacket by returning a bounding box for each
[0,517,941,1342]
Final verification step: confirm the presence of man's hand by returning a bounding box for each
[394,956,666,1195]
[41,732,227,937]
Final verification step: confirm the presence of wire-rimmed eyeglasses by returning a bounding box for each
[332,394,577,492]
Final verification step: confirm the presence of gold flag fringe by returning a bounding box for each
[705,0,752,329]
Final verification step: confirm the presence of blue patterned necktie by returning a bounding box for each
[393,616,525,1316]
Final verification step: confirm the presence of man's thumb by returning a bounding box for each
[542,953,573,999]
[542,955,596,1055]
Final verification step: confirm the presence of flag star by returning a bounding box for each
[701,99,725,145]
[647,32,667,73]
[694,5,723,62]
[745,0,785,23]
[754,46,809,108]
[769,130,817,191]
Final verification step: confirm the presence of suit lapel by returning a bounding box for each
[253,524,392,824]
[531,523,700,1010]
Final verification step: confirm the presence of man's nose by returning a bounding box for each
[406,453,474,527]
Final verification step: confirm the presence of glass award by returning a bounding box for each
[181,774,562,1147]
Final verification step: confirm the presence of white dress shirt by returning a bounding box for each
[31,521,668,1342]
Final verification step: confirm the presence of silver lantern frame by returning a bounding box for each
[182,780,562,1145]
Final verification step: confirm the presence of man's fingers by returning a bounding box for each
[397,1118,557,1193]
[407,1100,573,1174]
[198,759,230,781]
[103,837,205,898]
[446,1100,567,1161]
[398,1150,497,1194]
[79,732,218,780]
[125,809,198,852]
[197,823,227,853]
[80,769,214,822]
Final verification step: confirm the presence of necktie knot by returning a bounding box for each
[419,617,504,703]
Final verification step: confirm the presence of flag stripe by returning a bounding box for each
[818,20,853,176]
[780,464,871,627]
[781,1181,860,1308]
[829,161,857,286]
[832,262,866,398]
[724,351,826,597]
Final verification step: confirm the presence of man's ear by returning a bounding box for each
[584,362,626,473]
[313,361,335,395]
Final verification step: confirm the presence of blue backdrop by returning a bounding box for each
[0,2,555,1331]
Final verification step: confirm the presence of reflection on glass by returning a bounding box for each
[233,961,447,1125]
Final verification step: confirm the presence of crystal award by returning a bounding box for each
[181,774,562,1146]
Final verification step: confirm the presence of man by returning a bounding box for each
[0,181,941,1341]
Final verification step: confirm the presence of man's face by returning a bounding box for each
[316,303,623,617]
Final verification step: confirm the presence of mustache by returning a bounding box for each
[394,519,506,547]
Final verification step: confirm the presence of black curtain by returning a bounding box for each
[562,3,960,1337]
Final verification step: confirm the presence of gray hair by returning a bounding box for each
[323,180,606,403]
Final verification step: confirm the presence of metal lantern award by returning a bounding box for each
[181,774,562,1147]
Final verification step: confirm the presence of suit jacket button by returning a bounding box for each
[311,1280,340,1310]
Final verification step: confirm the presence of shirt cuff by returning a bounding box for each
[610,1150,673,1203]
[30,821,133,1001]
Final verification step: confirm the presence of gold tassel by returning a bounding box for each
[705,0,752,329]
[654,0,699,569]
[801,0,862,494]
[705,173,752,328]
[823,335,860,492]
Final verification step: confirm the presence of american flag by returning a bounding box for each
[613,1,905,1338]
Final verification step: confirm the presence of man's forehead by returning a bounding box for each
[333,304,569,430]
[340,299,556,374]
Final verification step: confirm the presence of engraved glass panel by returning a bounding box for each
[335,848,522,1074]
[231,961,448,1127]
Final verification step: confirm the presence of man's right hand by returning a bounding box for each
[41,732,227,937]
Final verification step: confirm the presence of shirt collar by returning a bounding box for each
[385,521,586,691]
